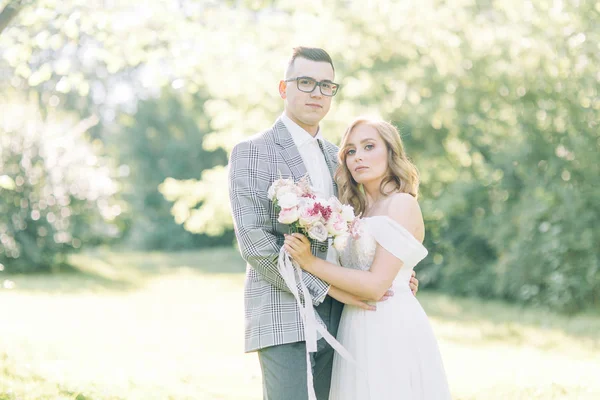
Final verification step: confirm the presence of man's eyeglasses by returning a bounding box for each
[285,77,340,97]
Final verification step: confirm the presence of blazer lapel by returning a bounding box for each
[273,117,339,196]
[318,140,339,196]
[273,118,310,182]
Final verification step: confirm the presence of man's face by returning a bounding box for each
[280,57,335,134]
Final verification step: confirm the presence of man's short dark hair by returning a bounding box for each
[285,47,335,79]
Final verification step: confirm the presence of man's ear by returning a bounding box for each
[278,80,287,99]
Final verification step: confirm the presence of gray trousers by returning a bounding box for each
[257,296,344,400]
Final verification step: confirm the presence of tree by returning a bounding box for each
[0,95,122,272]
[113,88,231,249]
[0,0,28,36]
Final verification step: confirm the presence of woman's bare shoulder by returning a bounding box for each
[385,192,424,242]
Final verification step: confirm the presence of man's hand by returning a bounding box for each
[409,270,419,296]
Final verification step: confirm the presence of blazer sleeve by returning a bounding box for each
[228,140,330,305]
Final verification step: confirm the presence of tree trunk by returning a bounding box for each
[0,1,23,36]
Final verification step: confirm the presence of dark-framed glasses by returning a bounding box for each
[285,77,340,96]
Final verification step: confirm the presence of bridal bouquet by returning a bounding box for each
[268,175,358,400]
[268,176,356,252]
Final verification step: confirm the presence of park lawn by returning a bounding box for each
[1,248,599,400]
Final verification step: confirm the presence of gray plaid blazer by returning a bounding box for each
[228,117,341,352]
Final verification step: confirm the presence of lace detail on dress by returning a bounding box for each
[339,226,377,272]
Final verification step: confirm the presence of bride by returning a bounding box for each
[284,118,452,399]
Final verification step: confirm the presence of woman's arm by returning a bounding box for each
[286,234,402,301]
[285,193,423,301]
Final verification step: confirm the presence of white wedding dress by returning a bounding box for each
[330,216,452,399]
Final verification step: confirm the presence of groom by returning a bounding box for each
[228,47,419,399]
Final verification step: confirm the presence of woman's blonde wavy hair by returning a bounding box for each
[334,118,420,216]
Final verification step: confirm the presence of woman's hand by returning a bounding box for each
[328,286,376,311]
[284,233,317,271]
[328,287,395,311]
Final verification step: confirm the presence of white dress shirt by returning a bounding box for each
[281,113,340,269]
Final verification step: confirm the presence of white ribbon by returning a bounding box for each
[277,247,357,400]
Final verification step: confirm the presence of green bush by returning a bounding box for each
[0,105,121,273]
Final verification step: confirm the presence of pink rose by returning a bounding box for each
[278,207,299,224]
[326,212,348,236]
[268,178,295,200]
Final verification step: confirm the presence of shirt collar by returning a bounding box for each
[281,113,323,148]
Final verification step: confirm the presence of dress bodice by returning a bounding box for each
[339,216,428,291]
[339,227,377,272]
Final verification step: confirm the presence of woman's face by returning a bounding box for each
[344,124,389,186]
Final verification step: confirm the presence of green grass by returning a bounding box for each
[1,248,599,399]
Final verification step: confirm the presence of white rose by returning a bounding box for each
[278,192,300,209]
[275,185,294,199]
[333,234,350,251]
[328,197,343,213]
[341,205,356,222]
[307,221,329,242]
[298,197,315,207]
